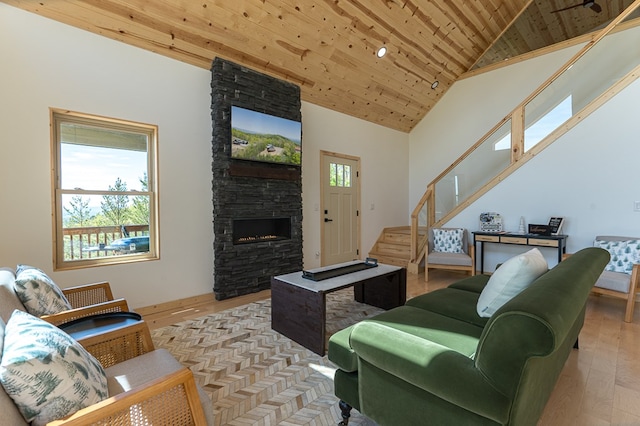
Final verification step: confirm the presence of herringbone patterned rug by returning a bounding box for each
[151,289,382,426]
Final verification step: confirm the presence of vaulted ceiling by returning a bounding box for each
[2,0,633,132]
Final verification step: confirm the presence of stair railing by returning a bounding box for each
[408,1,640,271]
[409,185,433,268]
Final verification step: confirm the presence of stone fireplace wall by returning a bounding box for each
[211,58,303,300]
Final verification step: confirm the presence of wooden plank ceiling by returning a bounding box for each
[1,0,629,132]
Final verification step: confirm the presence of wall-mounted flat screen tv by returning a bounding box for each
[231,106,302,166]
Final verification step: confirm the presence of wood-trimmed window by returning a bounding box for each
[51,109,159,270]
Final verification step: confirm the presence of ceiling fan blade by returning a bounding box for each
[590,3,602,13]
[550,2,583,13]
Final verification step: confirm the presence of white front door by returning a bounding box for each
[321,151,360,266]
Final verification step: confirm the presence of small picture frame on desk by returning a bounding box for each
[548,217,564,235]
[528,224,551,236]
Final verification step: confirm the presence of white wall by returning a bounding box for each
[0,4,214,309]
[0,4,410,306]
[301,103,409,269]
[409,41,640,271]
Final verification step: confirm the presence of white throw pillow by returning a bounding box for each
[476,248,548,318]
[13,267,72,316]
[0,310,108,425]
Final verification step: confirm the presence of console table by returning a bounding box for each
[271,261,406,355]
[473,231,568,274]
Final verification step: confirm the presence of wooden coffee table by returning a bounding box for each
[271,261,406,355]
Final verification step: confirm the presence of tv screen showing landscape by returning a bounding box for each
[231,106,302,166]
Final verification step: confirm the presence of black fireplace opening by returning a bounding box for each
[233,217,292,245]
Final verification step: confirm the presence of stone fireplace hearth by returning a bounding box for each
[210,58,303,300]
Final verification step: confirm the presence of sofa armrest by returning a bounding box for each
[350,322,510,424]
[40,298,130,326]
[47,367,208,426]
[62,281,114,308]
[76,320,155,368]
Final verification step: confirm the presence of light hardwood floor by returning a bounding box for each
[143,270,640,425]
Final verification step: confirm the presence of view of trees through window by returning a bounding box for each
[52,110,157,268]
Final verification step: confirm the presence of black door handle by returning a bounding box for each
[324,218,333,222]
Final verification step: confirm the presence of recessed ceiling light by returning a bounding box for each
[431,80,439,89]
[376,46,387,58]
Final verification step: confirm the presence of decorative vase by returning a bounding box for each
[519,216,526,234]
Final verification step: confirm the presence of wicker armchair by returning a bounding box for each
[48,320,212,425]
[42,281,130,326]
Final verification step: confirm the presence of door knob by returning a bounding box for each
[324,218,333,222]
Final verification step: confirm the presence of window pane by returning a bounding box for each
[61,142,148,191]
[330,162,337,186]
[336,164,344,187]
[61,193,150,261]
[344,165,351,187]
[524,96,572,152]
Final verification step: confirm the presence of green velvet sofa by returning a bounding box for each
[328,247,609,425]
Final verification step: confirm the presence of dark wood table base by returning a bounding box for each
[271,264,406,355]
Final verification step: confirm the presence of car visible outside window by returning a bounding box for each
[51,109,159,270]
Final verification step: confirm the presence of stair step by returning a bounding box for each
[368,252,409,268]
[376,242,411,256]
[383,232,411,245]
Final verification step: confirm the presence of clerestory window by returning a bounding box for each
[51,109,159,270]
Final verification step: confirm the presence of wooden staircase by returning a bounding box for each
[369,226,422,269]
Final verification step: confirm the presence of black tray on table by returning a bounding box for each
[302,258,378,281]
[58,311,142,340]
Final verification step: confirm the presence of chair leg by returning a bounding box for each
[624,294,635,323]
[624,265,640,323]
[338,400,352,426]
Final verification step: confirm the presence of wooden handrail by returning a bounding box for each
[410,186,432,263]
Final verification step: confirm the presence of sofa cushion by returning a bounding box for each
[328,305,483,373]
[0,310,108,426]
[593,239,640,274]
[476,248,548,318]
[433,228,465,253]
[406,288,489,328]
[427,251,473,266]
[13,267,72,316]
[595,270,632,293]
[105,348,214,426]
[448,274,490,294]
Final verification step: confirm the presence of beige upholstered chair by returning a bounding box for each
[424,228,475,282]
[592,236,640,323]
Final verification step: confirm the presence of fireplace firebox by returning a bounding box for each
[233,217,291,245]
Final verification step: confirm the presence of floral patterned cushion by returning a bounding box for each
[593,239,640,274]
[433,228,465,253]
[13,267,72,316]
[0,310,108,426]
